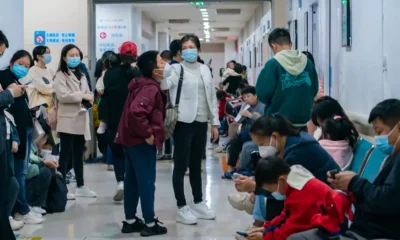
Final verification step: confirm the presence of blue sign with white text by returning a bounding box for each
[34,31,76,46]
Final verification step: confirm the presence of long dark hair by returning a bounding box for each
[32,46,49,62]
[250,114,300,137]
[94,59,103,80]
[58,44,83,80]
[322,116,358,148]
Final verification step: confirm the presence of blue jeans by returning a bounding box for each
[14,127,32,215]
[253,195,266,222]
[106,146,113,165]
[106,130,124,182]
[124,144,157,223]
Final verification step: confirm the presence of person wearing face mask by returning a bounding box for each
[289,99,400,240]
[0,50,45,225]
[53,44,96,199]
[161,35,220,225]
[115,51,168,236]
[256,28,318,130]
[26,46,54,108]
[246,157,353,240]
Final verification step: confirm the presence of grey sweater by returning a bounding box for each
[238,101,265,127]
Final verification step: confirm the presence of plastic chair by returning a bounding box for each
[360,147,389,183]
[350,138,374,174]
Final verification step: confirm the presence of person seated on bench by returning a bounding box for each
[246,157,352,240]
[311,96,359,141]
[289,98,400,240]
[319,116,357,169]
[224,86,265,178]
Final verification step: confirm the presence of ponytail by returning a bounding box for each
[322,116,359,148]
[250,113,300,137]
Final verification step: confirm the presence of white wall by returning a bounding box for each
[224,41,237,67]
[24,0,88,72]
[0,0,24,70]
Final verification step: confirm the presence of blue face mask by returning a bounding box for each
[11,63,29,79]
[271,183,286,201]
[43,54,52,64]
[67,57,81,68]
[182,49,198,63]
[375,124,399,155]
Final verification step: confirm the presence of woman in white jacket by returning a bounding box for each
[26,46,54,108]
[161,35,220,225]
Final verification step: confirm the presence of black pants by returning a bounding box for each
[164,138,171,155]
[59,133,85,187]
[0,149,14,240]
[173,121,208,207]
[27,167,52,208]
[227,134,244,168]
[106,129,125,182]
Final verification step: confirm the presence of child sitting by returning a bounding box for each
[115,50,167,237]
[246,156,353,240]
[319,116,356,169]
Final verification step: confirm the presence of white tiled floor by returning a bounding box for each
[16,152,252,240]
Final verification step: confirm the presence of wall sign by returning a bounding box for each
[289,0,293,11]
[34,31,76,45]
[342,0,352,47]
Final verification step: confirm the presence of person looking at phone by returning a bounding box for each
[289,99,400,240]
[246,157,352,240]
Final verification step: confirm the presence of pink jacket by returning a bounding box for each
[319,140,353,169]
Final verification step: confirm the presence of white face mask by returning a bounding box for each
[163,62,172,79]
[259,137,278,158]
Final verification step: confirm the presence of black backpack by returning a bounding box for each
[46,173,67,213]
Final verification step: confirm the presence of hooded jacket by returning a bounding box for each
[319,139,354,170]
[115,77,167,149]
[283,132,340,184]
[262,165,353,240]
[255,50,318,126]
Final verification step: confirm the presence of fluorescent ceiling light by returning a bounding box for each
[203,22,210,25]
[206,39,210,42]
[205,34,210,38]
[204,26,210,30]
[200,9,207,12]
[199,38,204,41]
[203,18,209,21]
[202,14,209,17]
[201,12,208,15]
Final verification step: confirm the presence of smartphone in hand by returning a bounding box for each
[236,231,248,237]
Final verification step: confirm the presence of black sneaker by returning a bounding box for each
[121,217,146,233]
[140,219,168,237]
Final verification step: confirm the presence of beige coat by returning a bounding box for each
[53,71,93,140]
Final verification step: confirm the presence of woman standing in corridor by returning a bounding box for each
[161,35,220,225]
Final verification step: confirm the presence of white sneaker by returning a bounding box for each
[189,202,216,220]
[176,206,198,225]
[113,181,124,202]
[67,192,76,200]
[9,216,24,231]
[30,206,47,215]
[97,122,107,134]
[228,193,254,215]
[75,186,97,198]
[14,212,43,225]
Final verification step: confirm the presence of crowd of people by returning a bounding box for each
[0,25,399,240]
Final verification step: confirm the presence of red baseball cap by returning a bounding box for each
[119,41,137,56]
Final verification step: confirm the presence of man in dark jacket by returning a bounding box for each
[0,30,28,240]
[115,51,167,237]
[289,99,400,240]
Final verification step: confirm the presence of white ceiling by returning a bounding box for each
[134,2,262,42]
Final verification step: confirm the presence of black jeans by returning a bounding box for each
[0,149,15,240]
[227,134,244,168]
[59,133,85,187]
[106,129,125,182]
[6,177,19,217]
[27,167,52,208]
[173,121,208,207]
[164,138,171,155]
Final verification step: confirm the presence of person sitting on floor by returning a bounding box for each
[26,135,59,216]
[289,98,400,240]
[246,157,353,240]
[224,86,265,179]
[319,115,356,169]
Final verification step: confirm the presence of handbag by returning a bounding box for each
[32,118,45,143]
[47,93,58,130]
[164,65,184,139]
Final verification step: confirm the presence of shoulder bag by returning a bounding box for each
[164,65,184,139]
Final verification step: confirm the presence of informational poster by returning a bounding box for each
[96,4,132,59]
[34,31,76,46]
